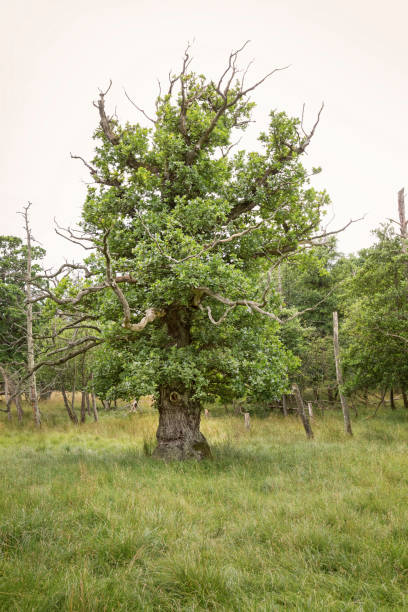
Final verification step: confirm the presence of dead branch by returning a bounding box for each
[93,80,120,145]
[194,284,335,326]
[124,89,156,124]
[70,153,122,187]
[101,231,165,331]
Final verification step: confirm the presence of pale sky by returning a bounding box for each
[1,0,407,267]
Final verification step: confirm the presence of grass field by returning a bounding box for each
[0,399,408,611]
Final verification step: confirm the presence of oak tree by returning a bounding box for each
[36,44,337,459]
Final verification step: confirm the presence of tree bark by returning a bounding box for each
[292,383,314,439]
[153,387,211,460]
[402,389,408,410]
[152,306,211,460]
[332,311,353,435]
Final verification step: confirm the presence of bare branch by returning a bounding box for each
[93,80,120,145]
[124,88,156,124]
[304,217,364,246]
[101,231,165,331]
[198,303,235,325]
[35,261,94,280]
[220,137,242,159]
[194,283,335,326]
[70,153,121,187]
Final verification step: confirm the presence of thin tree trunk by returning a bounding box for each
[90,374,99,422]
[22,205,41,427]
[390,387,396,410]
[61,385,78,424]
[80,391,86,423]
[402,389,408,410]
[307,401,314,420]
[0,366,12,421]
[15,393,24,422]
[350,396,358,418]
[91,392,99,422]
[364,389,386,419]
[282,394,288,416]
[292,383,314,439]
[398,188,407,252]
[71,358,77,413]
[85,392,91,416]
[332,311,353,435]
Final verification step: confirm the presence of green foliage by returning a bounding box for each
[278,242,342,393]
[342,225,408,394]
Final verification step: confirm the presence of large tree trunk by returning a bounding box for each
[153,306,211,460]
[154,387,211,460]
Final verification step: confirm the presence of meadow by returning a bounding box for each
[0,399,408,611]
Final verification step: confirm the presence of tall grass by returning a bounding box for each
[0,401,407,610]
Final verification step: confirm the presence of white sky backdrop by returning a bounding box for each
[1,0,407,267]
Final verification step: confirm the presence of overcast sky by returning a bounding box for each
[1,0,407,266]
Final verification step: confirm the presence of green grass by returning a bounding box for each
[0,401,408,610]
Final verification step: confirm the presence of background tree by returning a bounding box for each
[0,235,45,420]
[342,225,408,404]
